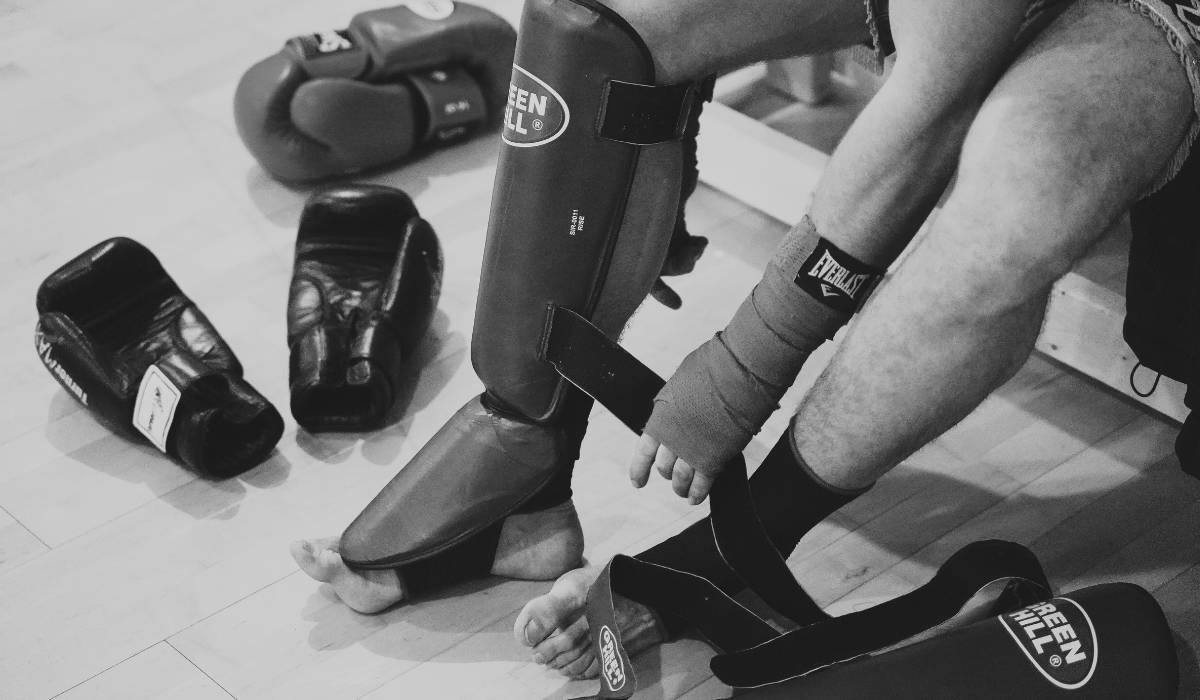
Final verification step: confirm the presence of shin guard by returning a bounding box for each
[540,310,1176,700]
[341,0,711,569]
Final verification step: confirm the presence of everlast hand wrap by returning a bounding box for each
[288,185,442,431]
[340,0,712,570]
[646,216,883,476]
[35,238,284,478]
[234,2,516,182]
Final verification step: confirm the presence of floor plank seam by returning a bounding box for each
[46,640,161,700]
[167,639,238,699]
[0,502,48,552]
[168,569,309,643]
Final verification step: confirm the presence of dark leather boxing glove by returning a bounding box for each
[288,185,442,431]
[234,1,516,182]
[35,238,284,478]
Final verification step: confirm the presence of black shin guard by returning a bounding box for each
[543,308,1175,700]
[514,390,594,513]
[341,0,711,570]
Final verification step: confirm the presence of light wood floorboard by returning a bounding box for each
[0,0,1195,698]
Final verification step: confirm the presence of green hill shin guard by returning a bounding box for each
[341,0,710,570]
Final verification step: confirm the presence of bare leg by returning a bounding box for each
[795,0,1195,490]
[621,0,1030,263]
[631,0,1038,499]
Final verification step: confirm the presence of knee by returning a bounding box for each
[595,0,702,83]
[881,48,1006,139]
[935,103,1140,309]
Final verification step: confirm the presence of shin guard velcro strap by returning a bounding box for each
[398,520,504,599]
[645,217,883,475]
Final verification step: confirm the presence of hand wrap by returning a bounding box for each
[645,216,883,475]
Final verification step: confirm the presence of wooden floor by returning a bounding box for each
[2,0,1198,698]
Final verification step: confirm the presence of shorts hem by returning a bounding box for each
[1102,0,1200,192]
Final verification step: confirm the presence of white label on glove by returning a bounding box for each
[404,1,454,20]
[133,365,182,454]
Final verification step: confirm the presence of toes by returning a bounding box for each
[558,648,598,679]
[575,657,600,680]
[310,535,341,552]
[535,615,589,665]
[316,547,349,577]
[515,599,556,648]
[291,539,336,582]
[514,569,591,648]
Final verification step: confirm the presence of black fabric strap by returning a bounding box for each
[580,555,781,699]
[711,540,1050,687]
[540,306,1052,698]
[597,81,699,145]
[542,306,826,624]
[399,520,504,598]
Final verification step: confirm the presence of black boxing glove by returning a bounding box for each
[288,185,442,431]
[35,238,284,478]
[234,1,516,182]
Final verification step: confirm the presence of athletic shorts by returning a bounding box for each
[1106,0,1200,189]
[859,0,1200,191]
[853,1,1074,72]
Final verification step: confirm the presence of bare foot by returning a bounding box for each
[290,537,406,614]
[292,500,585,614]
[514,566,668,679]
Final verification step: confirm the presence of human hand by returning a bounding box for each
[629,431,717,505]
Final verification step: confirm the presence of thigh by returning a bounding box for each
[895,0,1194,309]
[600,0,871,80]
[889,0,1033,72]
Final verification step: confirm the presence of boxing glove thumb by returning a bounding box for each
[290,78,419,176]
[150,349,284,478]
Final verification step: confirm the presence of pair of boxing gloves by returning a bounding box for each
[234,1,516,182]
[35,185,443,478]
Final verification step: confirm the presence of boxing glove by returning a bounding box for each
[234,1,516,182]
[288,185,442,431]
[35,238,284,478]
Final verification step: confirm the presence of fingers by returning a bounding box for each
[687,469,715,505]
[631,434,716,504]
[653,443,679,482]
[629,433,660,488]
[670,460,694,499]
[649,279,682,309]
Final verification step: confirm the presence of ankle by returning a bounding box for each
[493,502,585,580]
[801,457,876,495]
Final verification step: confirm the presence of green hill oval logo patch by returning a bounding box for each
[502,64,569,148]
[999,597,1098,690]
